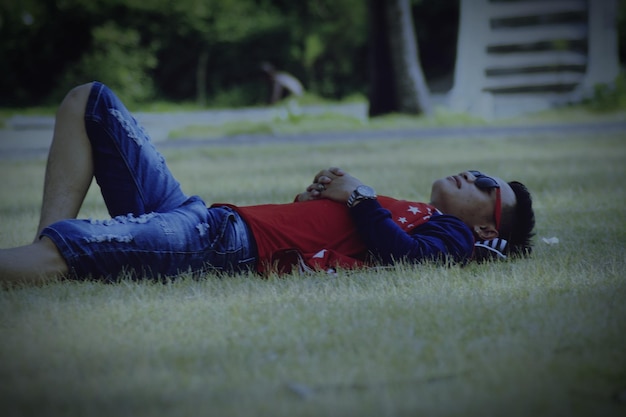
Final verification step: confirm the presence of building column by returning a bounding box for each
[579,0,620,95]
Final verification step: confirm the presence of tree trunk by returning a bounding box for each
[368,0,431,116]
[368,0,396,116]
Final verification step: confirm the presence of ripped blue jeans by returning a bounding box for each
[41,82,257,280]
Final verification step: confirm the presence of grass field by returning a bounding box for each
[0,126,625,416]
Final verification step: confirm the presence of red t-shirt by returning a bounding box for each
[215,196,438,274]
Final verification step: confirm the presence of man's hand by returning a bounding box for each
[297,167,345,201]
[296,167,364,204]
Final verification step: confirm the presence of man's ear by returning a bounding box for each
[473,224,499,240]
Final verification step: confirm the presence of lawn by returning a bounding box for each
[0,127,625,417]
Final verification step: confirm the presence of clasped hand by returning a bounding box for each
[296,167,364,203]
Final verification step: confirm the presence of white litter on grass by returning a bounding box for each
[542,237,560,245]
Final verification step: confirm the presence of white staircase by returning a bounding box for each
[447,0,620,119]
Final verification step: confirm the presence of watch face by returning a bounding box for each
[357,185,376,198]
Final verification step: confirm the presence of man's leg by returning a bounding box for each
[1,82,194,286]
[0,237,68,287]
[1,84,91,286]
[84,82,188,218]
[34,83,94,240]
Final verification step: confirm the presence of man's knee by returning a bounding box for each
[58,83,93,116]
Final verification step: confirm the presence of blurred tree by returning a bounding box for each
[0,0,93,106]
[149,0,285,105]
[302,0,368,99]
[617,0,626,66]
[369,0,431,116]
[5,0,617,109]
[51,22,157,105]
[260,0,368,100]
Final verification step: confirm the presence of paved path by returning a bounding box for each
[0,103,367,160]
[1,104,625,161]
[157,119,626,151]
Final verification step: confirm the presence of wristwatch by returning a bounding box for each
[347,185,377,208]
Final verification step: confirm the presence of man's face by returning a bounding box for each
[430,171,516,234]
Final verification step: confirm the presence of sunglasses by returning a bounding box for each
[469,170,501,231]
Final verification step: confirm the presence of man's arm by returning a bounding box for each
[296,167,474,263]
[350,199,475,263]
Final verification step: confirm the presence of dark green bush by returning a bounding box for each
[585,72,626,112]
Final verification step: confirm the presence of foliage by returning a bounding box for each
[583,72,626,112]
[0,0,93,105]
[0,0,371,107]
[51,22,158,105]
[616,0,626,64]
[1,0,624,108]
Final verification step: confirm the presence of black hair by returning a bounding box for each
[505,181,535,257]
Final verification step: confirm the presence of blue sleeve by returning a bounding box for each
[349,199,474,264]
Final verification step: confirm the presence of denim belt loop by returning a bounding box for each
[224,207,258,271]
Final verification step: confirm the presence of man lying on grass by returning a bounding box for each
[0,82,535,285]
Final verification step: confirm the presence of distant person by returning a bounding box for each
[261,62,304,105]
[0,82,535,286]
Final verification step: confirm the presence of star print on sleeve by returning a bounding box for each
[384,199,439,232]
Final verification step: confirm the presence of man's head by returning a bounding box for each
[430,170,535,257]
